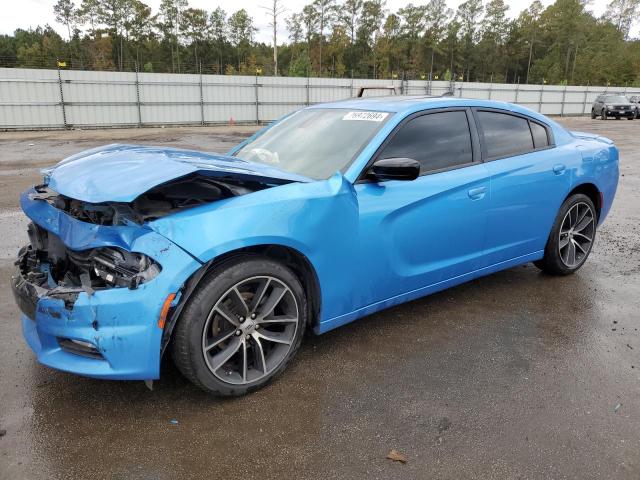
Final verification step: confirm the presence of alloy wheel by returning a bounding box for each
[558,202,595,268]
[201,276,300,385]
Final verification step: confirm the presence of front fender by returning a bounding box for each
[149,173,360,323]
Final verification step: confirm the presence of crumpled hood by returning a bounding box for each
[43,144,310,203]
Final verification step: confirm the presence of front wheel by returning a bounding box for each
[601,109,607,120]
[172,256,307,396]
[534,194,597,275]
[591,109,596,119]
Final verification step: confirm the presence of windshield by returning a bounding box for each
[604,95,629,103]
[234,108,391,180]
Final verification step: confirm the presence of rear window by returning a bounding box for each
[530,122,549,149]
[478,111,534,159]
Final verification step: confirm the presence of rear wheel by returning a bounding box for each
[534,194,597,275]
[601,109,607,120]
[172,256,307,396]
[591,109,596,119]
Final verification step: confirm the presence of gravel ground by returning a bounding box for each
[0,118,639,480]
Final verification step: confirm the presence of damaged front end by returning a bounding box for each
[30,173,269,226]
[14,144,308,380]
[13,187,203,380]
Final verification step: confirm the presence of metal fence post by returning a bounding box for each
[199,62,204,126]
[135,61,142,127]
[582,87,589,116]
[56,59,68,129]
[488,79,493,100]
[560,85,567,117]
[538,84,544,113]
[255,75,259,125]
[514,82,520,104]
[306,76,310,106]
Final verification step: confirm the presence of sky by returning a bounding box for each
[0,0,615,44]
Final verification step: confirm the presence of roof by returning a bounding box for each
[310,95,552,124]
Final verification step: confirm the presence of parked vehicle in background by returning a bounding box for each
[629,95,640,118]
[12,97,620,396]
[591,94,635,120]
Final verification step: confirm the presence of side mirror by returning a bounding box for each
[367,158,420,181]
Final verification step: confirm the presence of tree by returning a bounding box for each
[262,0,287,76]
[312,0,337,74]
[210,7,227,73]
[54,0,77,41]
[98,0,127,70]
[456,0,483,79]
[228,9,256,71]
[478,0,509,80]
[77,0,101,38]
[424,0,452,79]
[604,0,640,39]
[158,0,188,72]
[180,8,208,66]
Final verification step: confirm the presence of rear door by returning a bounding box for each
[354,108,491,307]
[474,109,573,265]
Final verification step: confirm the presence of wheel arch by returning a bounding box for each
[567,182,602,220]
[161,244,322,356]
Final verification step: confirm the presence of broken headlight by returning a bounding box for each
[66,247,161,289]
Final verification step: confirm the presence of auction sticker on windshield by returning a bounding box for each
[343,111,389,122]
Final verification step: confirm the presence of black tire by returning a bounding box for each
[171,255,307,396]
[591,109,596,119]
[627,116,634,120]
[601,109,607,120]
[534,193,597,275]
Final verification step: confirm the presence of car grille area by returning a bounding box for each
[18,222,161,293]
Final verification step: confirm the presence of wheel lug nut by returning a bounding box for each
[251,313,256,319]
[255,325,260,329]
[239,317,245,323]
[235,330,241,336]
[246,334,251,340]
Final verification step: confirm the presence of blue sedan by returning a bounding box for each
[12,97,619,395]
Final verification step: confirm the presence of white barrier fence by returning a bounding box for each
[1,67,638,130]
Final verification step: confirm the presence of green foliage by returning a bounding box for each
[0,0,639,86]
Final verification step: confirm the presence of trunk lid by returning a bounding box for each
[43,144,310,203]
[569,131,614,145]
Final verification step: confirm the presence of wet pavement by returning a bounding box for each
[0,118,639,479]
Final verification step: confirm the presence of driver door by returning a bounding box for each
[353,108,491,308]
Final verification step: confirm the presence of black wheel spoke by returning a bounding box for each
[258,285,287,319]
[215,304,240,327]
[256,329,293,345]
[210,336,242,371]
[204,330,236,352]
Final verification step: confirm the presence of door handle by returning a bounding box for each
[467,186,487,200]
[553,164,566,175]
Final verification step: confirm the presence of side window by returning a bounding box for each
[379,110,473,174]
[477,111,534,159]
[530,121,549,149]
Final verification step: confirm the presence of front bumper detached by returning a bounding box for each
[14,188,201,380]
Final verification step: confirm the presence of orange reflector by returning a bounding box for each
[158,293,176,329]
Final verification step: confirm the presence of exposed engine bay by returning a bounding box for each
[29,173,272,226]
[16,222,161,299]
